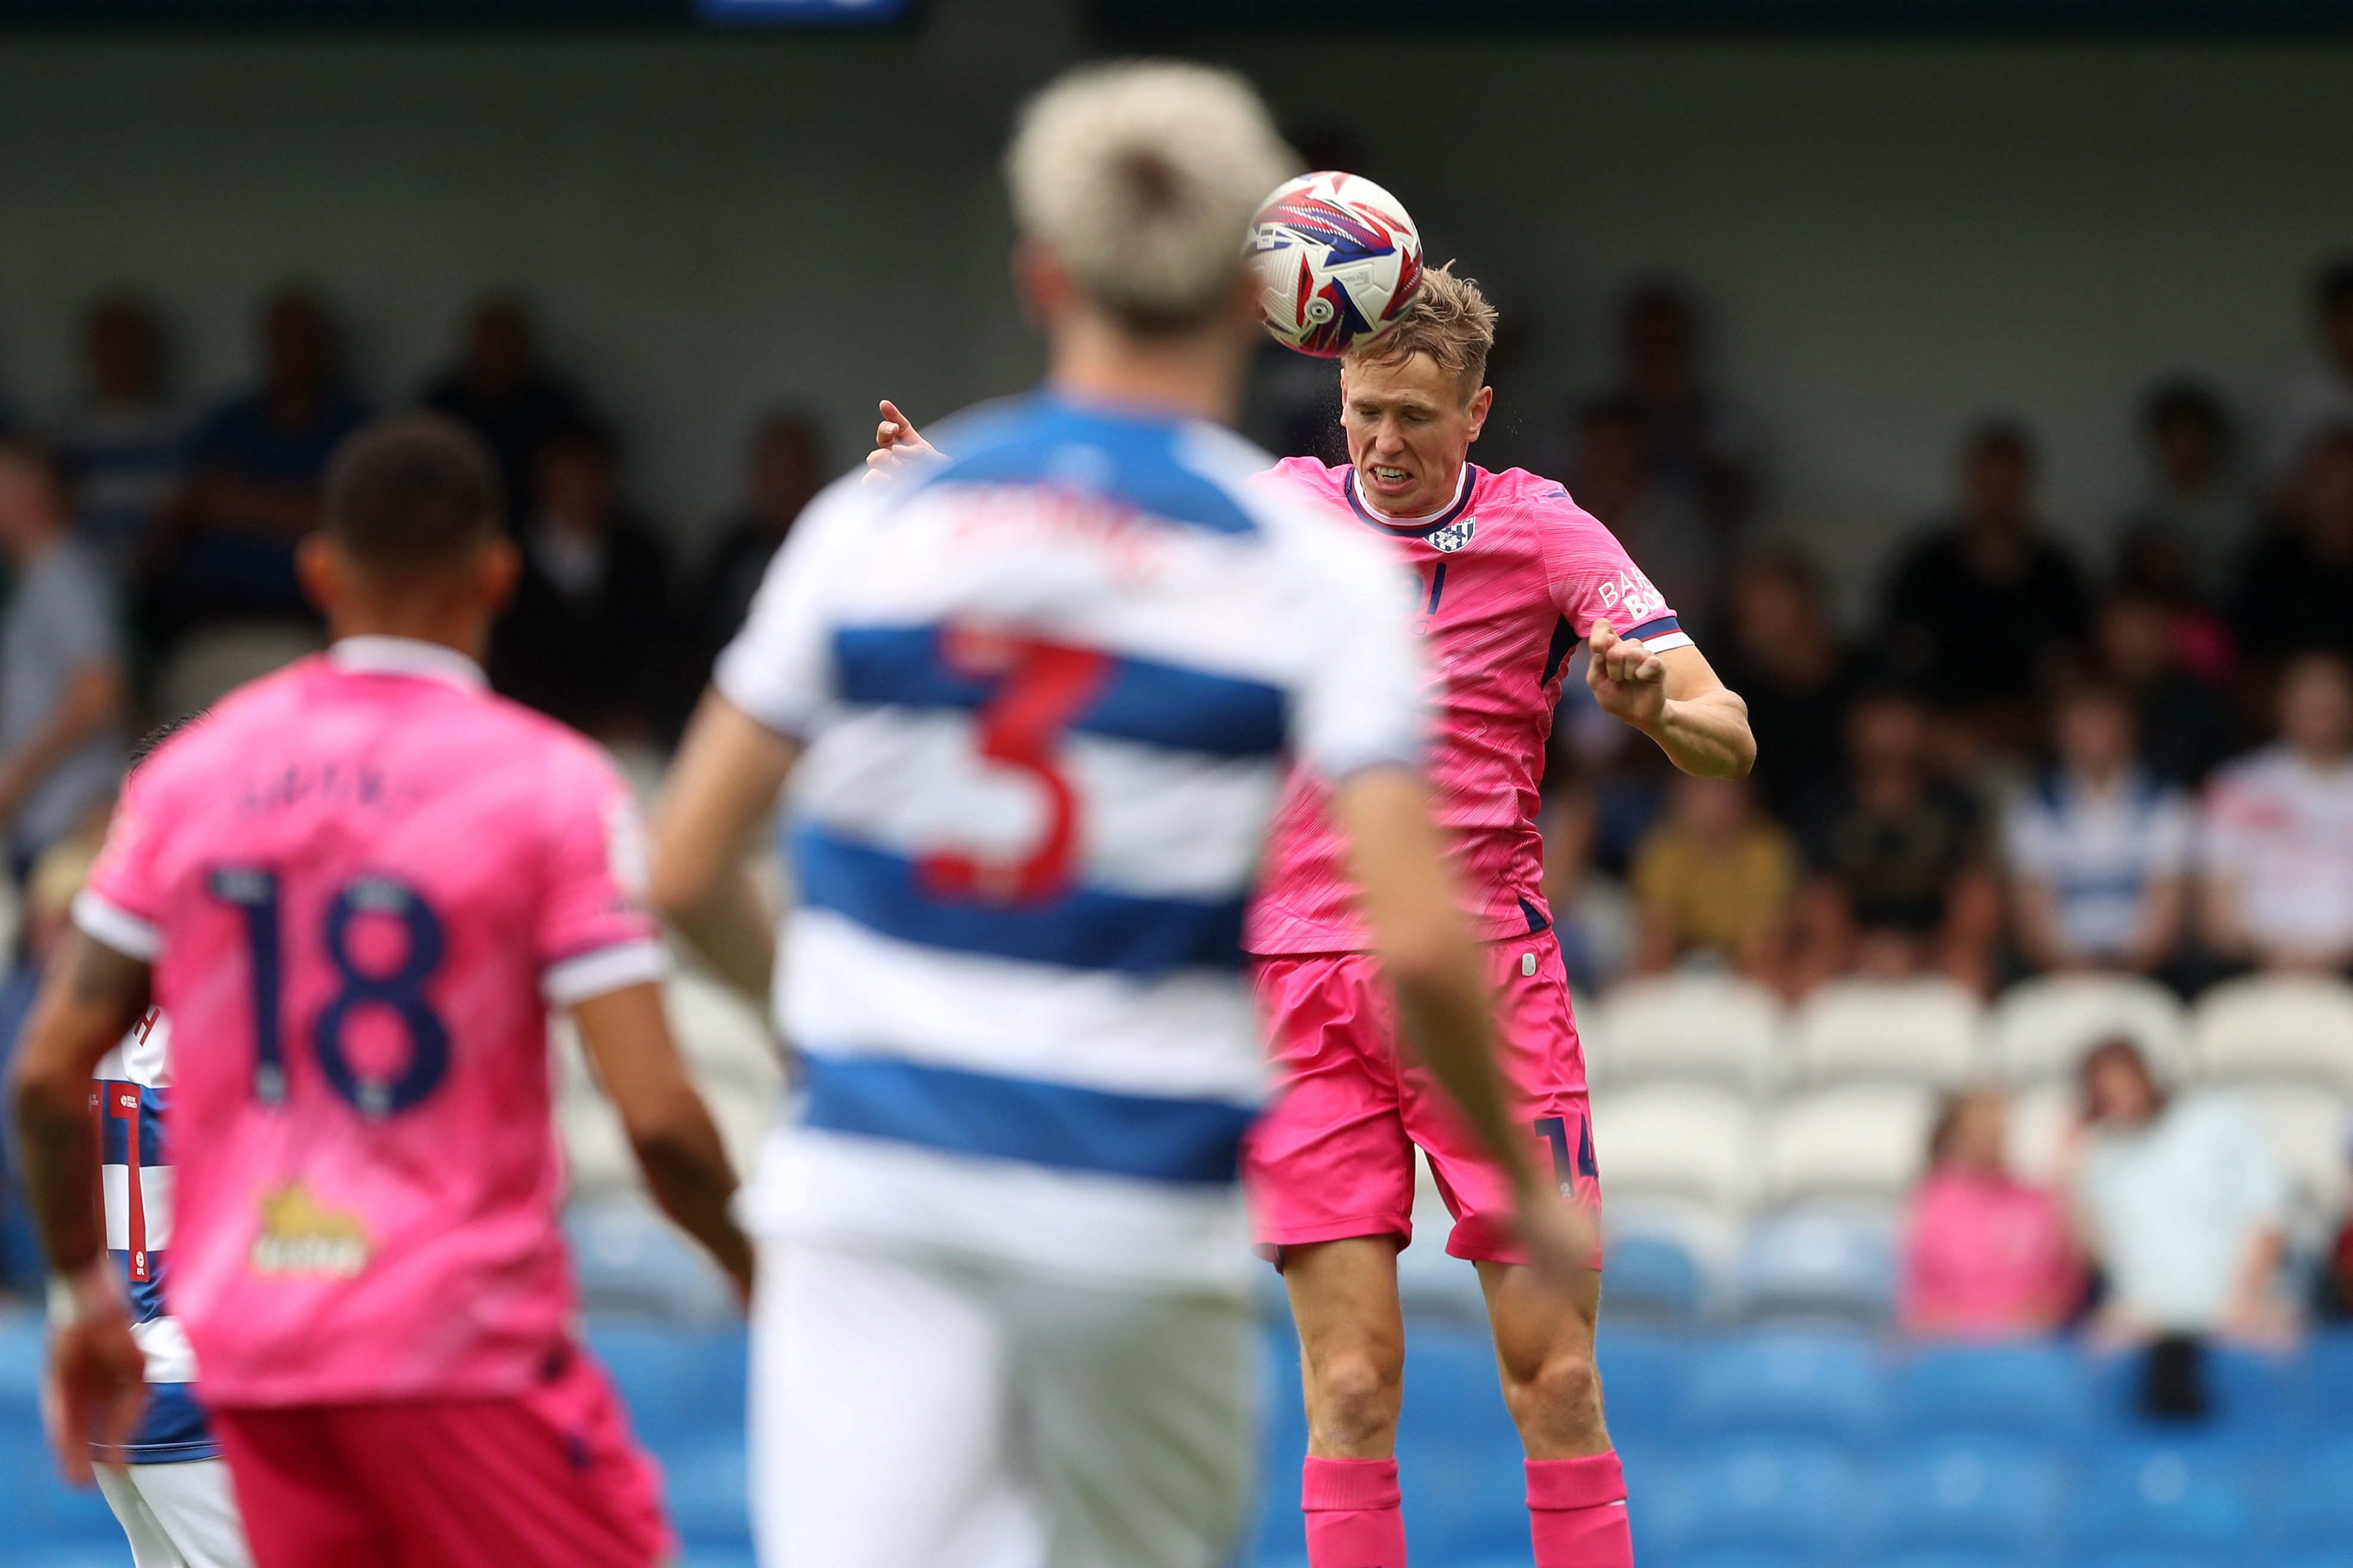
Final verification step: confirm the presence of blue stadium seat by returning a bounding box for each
[2086,1343,2283,1433]
[587,1322,747,1446]
[1881,1340,2091,1443]
[0,1304,45,1406]
[1684,1330,1881,1442]
[14,1551,135,1568]
[1863,1435,2065,1555]
[1595,1331,1686,1444]
[1601,1234,1703,1329]
[1734,1212,1894,1327]
[1859,1553,2020,1568]
[659,1431,752,1550]
[1639,1553,1804,1568]
[2066,1440,2254,1554]
[681,1553,758,1568]
[1394,1328,1526,1563]
[2274,1555,2353,1568]
[2276,1437,2353,1550]
[2069,1556,2224,1568]
[1645,1436,1858,1558]
[2297,1331,2353,1431]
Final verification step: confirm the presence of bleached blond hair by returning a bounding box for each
[1345,266,1498,399]
[1007,61,1297,331]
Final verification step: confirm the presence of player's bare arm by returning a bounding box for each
[649,690,799,996]
[1331,768,1590,1280]
[10,927,156,1482]
[571,981,756,1299]
[1586,620,1756,780]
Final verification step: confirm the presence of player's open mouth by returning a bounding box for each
[1368,465,1413,486]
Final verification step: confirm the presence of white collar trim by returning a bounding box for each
[1353,463,1470,529]
[329,635,488,691]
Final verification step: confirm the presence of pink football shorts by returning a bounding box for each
[210,1340,674,1568]
[1245,927,1602,1268]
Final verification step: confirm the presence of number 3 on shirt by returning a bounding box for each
[209,869,452,1117]
[918,627,1111,905]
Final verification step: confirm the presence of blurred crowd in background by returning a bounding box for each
[0,255,2347,1364]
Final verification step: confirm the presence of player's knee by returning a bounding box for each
[1307,1347,1404,1446]
[1506,1345,1603,1424]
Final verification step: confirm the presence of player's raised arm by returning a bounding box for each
[1587,619,1756,780]
[1331,769,1591,1280]
[11,927,154,1483]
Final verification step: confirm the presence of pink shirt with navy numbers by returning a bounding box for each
[1244,459,1690,954]
[75,636,665,1406]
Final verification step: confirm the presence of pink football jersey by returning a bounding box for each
[1244,459,1690,953]
[75,637,665,1406]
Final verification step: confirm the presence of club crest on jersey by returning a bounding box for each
[1427,517,1475,554]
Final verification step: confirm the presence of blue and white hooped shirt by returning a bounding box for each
[716,392,1428,1292]
[92,1007,214,1463]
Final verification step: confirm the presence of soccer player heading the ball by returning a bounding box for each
[872,228,1756,1568]
[655,59,1582,1568]
[16,411,752,1567]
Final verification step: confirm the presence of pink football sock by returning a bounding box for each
[1526,1453,1633,1568]
[1301,1455,1406,1568]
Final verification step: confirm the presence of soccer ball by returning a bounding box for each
[1247,171,1425,359]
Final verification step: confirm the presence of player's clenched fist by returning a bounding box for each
[1585,618,1669,730]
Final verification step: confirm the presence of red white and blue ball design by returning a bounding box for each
[1247,171,1425,359]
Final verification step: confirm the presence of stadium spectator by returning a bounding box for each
[54,293,186,585]
[488,421,674,742]
[1539,769,1634,995]
[148,288,367,643]
[2005,682,2194,977]
[1716,554,1858,825]
[2068,1038,2293,1346]
[2200,651,2353,974]
[424,296,594,526]
[1883,420,2092,731]
[1602,279,1761,537]
[679,410,825,715]
[2258,257,2353,488]
[2095,591,2234,787]
[1900,1088,2083,1337]
[1570,396,1722,638]
[0,440,127,878]
[1629,772,1796,985]
[2230,425,2353,671]
[1789,687,2001,995]
[2116,380,2255,606]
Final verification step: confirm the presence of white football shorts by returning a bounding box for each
[749,1238,1257,1568]
[96,1457,255,1568]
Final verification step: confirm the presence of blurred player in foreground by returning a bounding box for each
[653,60,1582,1568]
[874,271,1756,1568]
[14,412,752,1567]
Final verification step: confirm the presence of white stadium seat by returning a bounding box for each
[1591,1080,1759,1216]
[2004,1080,2078,1188]
[1585,973,1783,1094]
[2189,975,2353,1092]
[1759,1082,1937,1209]
[1787,978,1987,1087]
[1991,974,2187,1086]
[2227,1081,2352,1248]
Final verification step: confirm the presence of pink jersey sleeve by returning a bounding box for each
[76,768,167,962]
[535,743,667,1008]
[1531,482,1695,653]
